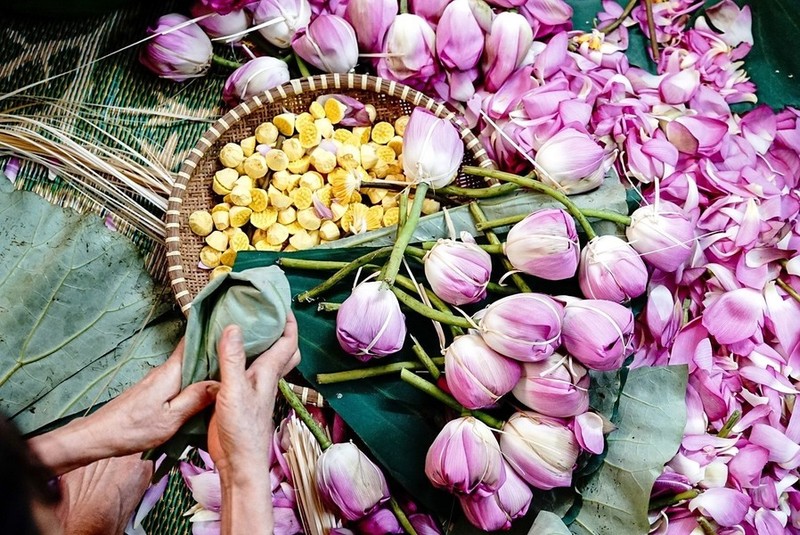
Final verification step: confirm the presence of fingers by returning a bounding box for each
[168,380,220,420]
[218,325,247,389]
[249,317,301,383]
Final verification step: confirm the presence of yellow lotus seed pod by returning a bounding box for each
[330,202,347,222]
[315,118,334,139]
[266,223,289,245]
[213,168,239,195]
[289,229,320,250]
[265,149,289,172]
[273,113,296,136]
[268,186,293,210]
[254,240,282,252]
[229,185,252,207]
[298,124,321,150]
[376,145,396,163]
[188,210,213,236]
[365,104,377,123]
[281,138,305,162]
[388,135,404,156]
[350,191,363,204]
[200,245,221,268]
[297,208,322,230]
[251,207,278,229]
[240,136,256,157]
[229,228,250,251]
[211,202,231,213]
[283,245,298,252]
[299,171,324,191]
[371,122,394,144]
[324,97,347,124]
[341,203,370,234]
[249,188,269,212]
[270,170,293,191]
[206,230,229,251]
[366,205,384,230]
[386,163,403,176]
[229,206,252,227]
[352,126,371,145]
[336,144,361,170]
[285,221,305,235]
[291,186,313,210]
[381,194,399,209]
[333,128,354,145]
[220,248,237,267]
[287,155,311,174]
[328,167,363,204]
[235,175,254,190]
[394,115,409,136]
[422,198,441,215]
[255,122,278,145]
[212,210,230,230]
[287,174,302,190]
[210,265,232,280]
[309,101,326,119]
[277,206,297,225]
[316,185,333,206]
[219,143,245,168]
[364,188,387,205]
[309,148,337,174]
[295,111,314,130]
[383,206,400,227]
[319,220,341,241]
[360,144,378,170]
[242,154,268,179]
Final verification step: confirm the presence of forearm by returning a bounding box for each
[220,473,273,535]
[28,417,114,475]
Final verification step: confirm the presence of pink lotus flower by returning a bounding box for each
[355,507,403,534]
[512,354,589,418]
[424,237,492,306]
[409,0,451,25]
[222,56,290,105]
[458,461,532,531]
[425,417,506,496]
[444,334,522,410]
[482,12,533,92]
[292,15,358,73]
[625,134,679,184]
[519,0,573,39]
[688,488,751,527]
[665,115,729,156]
[377,14,438,88]
[336,281,406,360]
[479,293,563,362]
[402,108,464,188]
[250,0,312,48]
[344,0,397,53]
[139,14,213,82]
[190,3,249,40]
[198,0,250,15]
[436,0,485,72]
[579,235,648,303]
[503,208,580,280]
[499,411,579,490]
[574,412,605,454]
[561,298,634,371]
[535,128,607,194]
[626,201,695,273]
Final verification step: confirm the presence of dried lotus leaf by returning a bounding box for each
[189,210,213,236]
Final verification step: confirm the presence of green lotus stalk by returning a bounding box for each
[278,379,332,450]
[317,302,341,312]
[477,209,631,232]
[468,202,532,293]
[411,336,440,379]
[389,498,417,535]
[382,182,430,287]
[211,54,242,69]
[598,0,637,33]
[777,279,800,304]
[717,410,741,438]
[398,191,409,233]
[437,182,519,199]
[400,369,504,430]
[421,242,505,254]
[316,358,445,384]
[390,286,472,328]
[394,274,465,337]
[294,54,312,77]
[644,0,661,62]
[648,489,701,511]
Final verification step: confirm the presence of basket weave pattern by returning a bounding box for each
[166,74,495,314]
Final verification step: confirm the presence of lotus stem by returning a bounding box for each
[468,202,532,293]
[404,245,427,259]
[437,182,519,198]
[463,166,598,240]
[644,0,661,62]
[390,286,472,328]
[420,242,504,254]
[697,517,718,535]
[398,191,408,237]
[400,369,504,430]
[211,54,242,69]
[278,379,332,450]
[412,337,441,380]
[316,358,445,384]
[382,182,430,287]
[477,209,631,231]
[777,279,800,304]
[317,302,341,312]
[717,410,741,438]
[390,497,418,535]
[400,0,409,14]
[648,489,701,511]
[393,274,465,337]
[294,54,312,77]
[598,0,637,33]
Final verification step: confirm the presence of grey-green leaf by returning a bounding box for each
[530,511,572,535]
[570,366,688,535]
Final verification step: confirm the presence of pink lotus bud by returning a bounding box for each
[198,0,250,15]
[251,0,312,48]
[561,298,634,371]
[402,108,464,188]
[436,0,485,71]
[626,201,695,272]
[336,281,406,360]
[485,0,525,6]
[190,3,249,40]
[139,14,213,82]
[317,442,390,521]
[512,354,589,417]
[378,14,438,85]
[578,236,648,303]
[424,238,491,305]
[355,507,403,534]
[503,208,579,280]
[292,15,358,73]
[499,411,579,490]
[535,128,606,194]
[444,334,521,410]
[479,293,563,362]
[315,94,373,127]
[344,0,397,52]
[409,0,451,25]
[458,461,532,531]
[222,56,290,105]
[425,417,506,496]
[483,12,533,92]
[409,514,443,535]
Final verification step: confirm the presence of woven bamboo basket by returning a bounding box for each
[165,73,495,314]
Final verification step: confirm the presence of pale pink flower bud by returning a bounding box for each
[316,442,391,521]
[355,507,403,534]
[425,417,506,496]
[198,0,249,15]
[626,201,695,272]
[458,461,532,531]
[410,514,443,535]
[436,0,485,71]
[424,238,491,305]
[409,0,451,25]
[251,0,312,48]
[578,236,648,303]
[222,56,290,105]
[336,281,406,360]
[503,208,579,280]
[378,14,438,85]
[344,0,397,52]
[190,3,249,40]
[483,12,533,92]
[485,0,525,7]
[139,14,213,82]
[402,108,464,188]
[535,128,606,194]
[444,334,521,410]
[561,298,634,371]
[479,293,563,362]
[499,411,579,490]
[512,354,589,418]
[292,15,358,73]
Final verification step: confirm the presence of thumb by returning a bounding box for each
[168,380,220,419]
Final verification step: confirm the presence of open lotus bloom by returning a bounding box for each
[503,208,580,280]
[402,108,464,188]
[560,298,634,371]
[626,201,695,273]
[316,442,391,521]
[336,280,406,360]
[512,354,589,418]
[458,461,532,531]
[182,265,292,387]
[425,417,506,496]
[479,293,563,362]
[139,14,213,81]
[444,334,522,409]
[222,56,290,105]
[251,0,312,48]
[534,128,607,194]
[292,14,359,73]
[424,237,492,306]
[578,235,649,303]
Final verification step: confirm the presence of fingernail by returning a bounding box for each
[207,383,221,396]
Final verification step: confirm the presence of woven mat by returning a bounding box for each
[1,5,230,533]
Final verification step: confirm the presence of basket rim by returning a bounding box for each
[166,73,496,315]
